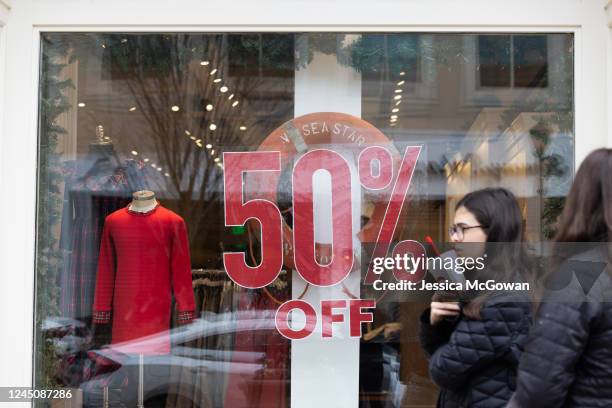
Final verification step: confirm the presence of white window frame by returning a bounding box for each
[0,1,610,406]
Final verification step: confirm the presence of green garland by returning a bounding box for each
[35,34,75,388]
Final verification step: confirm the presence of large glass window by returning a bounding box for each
[35,32,573,407]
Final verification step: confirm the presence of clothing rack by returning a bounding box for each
[191,268,288,276]
[192,277,230,288]
[190,268,289,294]
[191,268,226,276]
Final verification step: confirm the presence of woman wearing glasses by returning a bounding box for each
[419,187,533,408]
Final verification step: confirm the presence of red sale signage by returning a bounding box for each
[222,112,421,339]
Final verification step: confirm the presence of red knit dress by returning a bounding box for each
[92,203,195,354]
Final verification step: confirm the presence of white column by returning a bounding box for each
[0,0,37,399]
[574,0,609,164]
[291,36,362,408]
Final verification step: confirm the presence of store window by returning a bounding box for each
[35,32,574,407]
[478,34,549,88]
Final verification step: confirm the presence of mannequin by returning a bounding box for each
[128,190,158,213]
[91,184,193,406]
[93,191,195,354]
[81,125,121,178]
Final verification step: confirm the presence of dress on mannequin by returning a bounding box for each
[92,202,195,354]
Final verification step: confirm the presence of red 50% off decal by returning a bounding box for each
[222,113,422,338]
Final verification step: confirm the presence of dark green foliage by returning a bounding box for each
[36,34,75,387]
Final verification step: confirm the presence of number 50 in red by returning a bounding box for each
[223,149,355,289]
[223,151,283,288]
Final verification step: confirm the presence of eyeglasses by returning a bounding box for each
[448,224,484,240]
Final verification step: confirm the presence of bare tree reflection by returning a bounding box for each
[84,34,293,244]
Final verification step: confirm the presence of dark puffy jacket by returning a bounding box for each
[511,246,612,408]
[419,292,532,408]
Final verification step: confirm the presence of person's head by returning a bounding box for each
[451,187,524,258]
[554,148,612,243]
[449,188,532,319]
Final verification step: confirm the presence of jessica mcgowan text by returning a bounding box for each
[372,279,530,292]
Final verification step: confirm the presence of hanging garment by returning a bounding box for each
[92,203,195,354]
[59,157,146,321]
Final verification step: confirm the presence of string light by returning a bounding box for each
[239,126,247,131]
[144,158,150,163]
[210,68,217,75]
[213,78,222,83]
[228,94,235,100]
[200,61,210,66]
[395,100,402,106]
[395,89,403,93]
[220,86,228,93]
[399,71,405,76]
[232,101,239,107]
[214,158,220,163]
[205,104,214,111]
[210,149,215,155]
[171,105,180,112]
[78,102,86,108]
[129,106,137,112]
[205,144,212,149]
[209,124,217,131]
[164,173,170,177]
[392,108,399,113]
[185,130,191,136]
[131,150,138,156]
[397,80,405,86]
[394,95,402,100]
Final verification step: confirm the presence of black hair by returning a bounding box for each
[456,187,524,244]
[454,187,533,318]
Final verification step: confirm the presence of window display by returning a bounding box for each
[35,32,574,407]
[92,189,195,354]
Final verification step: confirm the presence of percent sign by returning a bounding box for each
[222,146,421,289]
